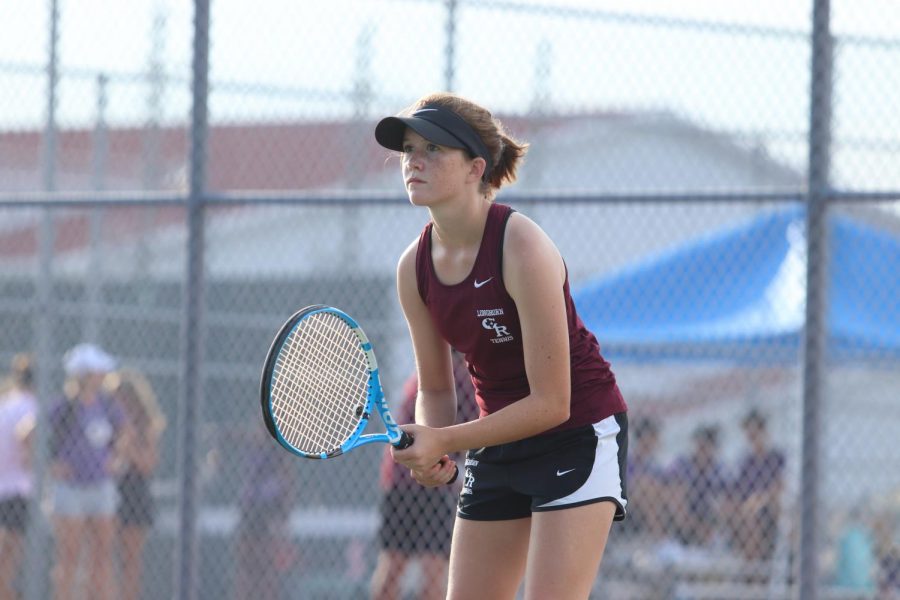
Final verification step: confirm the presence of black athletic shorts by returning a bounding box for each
[377,486,456,556]
[117,471,155,527]
[0,496,29,532]
[457,413,628,522]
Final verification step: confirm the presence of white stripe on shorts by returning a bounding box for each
[535,414,626,512]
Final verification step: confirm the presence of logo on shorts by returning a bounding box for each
[556,468,576,476]
[461,467,475,496]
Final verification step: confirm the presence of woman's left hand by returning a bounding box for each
[409,455,457,488]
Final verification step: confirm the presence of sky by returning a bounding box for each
[0,0,898,189]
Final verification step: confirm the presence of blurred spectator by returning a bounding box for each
[107,368,166,600]
[728,409,785,563]
[833,505,876,593]
[233,424,298,600]
[622,416,669,541]
[873,498,900,598]
[880,545,900,598]
[667,424,729,547]
[370,352,477,600]
[0,354,37,600]
[48,343,123,600]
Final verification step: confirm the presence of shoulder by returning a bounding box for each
[14,393,38,419]
[397,236,419,276]
[504,211,551,246]
[397,235,432,317]
[504,211,561,264]
[396,237,421,301]
[1,390,35,414]
[502,211,565,293]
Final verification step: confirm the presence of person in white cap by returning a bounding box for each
[48,343,125,600]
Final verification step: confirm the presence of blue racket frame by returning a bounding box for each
[260,305,411,459]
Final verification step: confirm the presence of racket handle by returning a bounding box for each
[394,431,458,486]
[394,431,414,450]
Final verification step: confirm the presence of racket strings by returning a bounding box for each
[276,317,364,445]
[275,322,363,451]
[271,312,369,453]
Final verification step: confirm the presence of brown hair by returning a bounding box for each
[1,353,33,394]
[407,92,529,197]
[106,368,167,440]
[11,353,33,387]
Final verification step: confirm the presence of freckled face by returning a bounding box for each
[401,129,472,207]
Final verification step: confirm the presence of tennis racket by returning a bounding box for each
[260,305,458,482]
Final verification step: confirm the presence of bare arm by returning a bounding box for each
[396,239,458,428]
[393,240,460,485]
[112,424,160,476]
[131,431,161,475]
[15,410,37,469]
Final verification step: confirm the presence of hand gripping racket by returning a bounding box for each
[260,305,458,482]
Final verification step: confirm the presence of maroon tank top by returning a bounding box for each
[415,203,627,434]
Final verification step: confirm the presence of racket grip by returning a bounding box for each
[394,431,414,450]
[394,431,457,486]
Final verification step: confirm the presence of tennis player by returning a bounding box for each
[376,93,629,600]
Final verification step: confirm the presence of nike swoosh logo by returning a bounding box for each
[474,277,493,288]
[556,468,576,476]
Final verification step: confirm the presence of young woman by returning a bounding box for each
[48,343,123,600]
[375,93,629,600]
[108,368,166,600]
[0,354,37,600]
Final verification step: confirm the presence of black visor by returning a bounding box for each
[375,104,493,180]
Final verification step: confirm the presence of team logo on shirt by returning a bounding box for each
[476,308,514,344]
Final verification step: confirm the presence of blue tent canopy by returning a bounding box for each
[572,208,900,363]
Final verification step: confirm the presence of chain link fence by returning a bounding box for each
[1,1,899,599]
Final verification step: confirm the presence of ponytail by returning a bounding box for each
[410,93,529,197]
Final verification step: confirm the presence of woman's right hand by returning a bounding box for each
[391,423,457,487]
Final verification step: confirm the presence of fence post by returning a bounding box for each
[174,0,210,599]
[800,0,833,598]
[23,2,60,598]
[444,0,457,92]
[85,74,109,344]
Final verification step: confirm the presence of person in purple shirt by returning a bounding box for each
[728,409,785,563]
[48,344,124,600]
[623,416,669,540]
[233,424,297,600]
[667,424,730,547]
